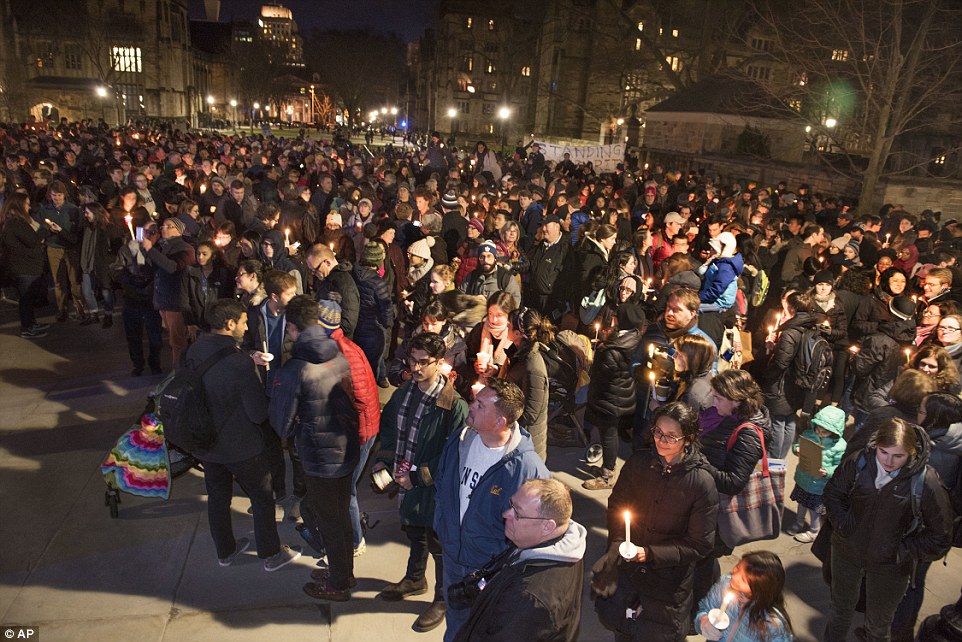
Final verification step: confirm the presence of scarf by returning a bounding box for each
[813,291,836,312]
[394,374,447,498]
[480,316,512,368]
[408,255,434,284]
[663,316,698,342]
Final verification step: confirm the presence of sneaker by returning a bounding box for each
[413,600,446,633]
[303,581,350,602]
[582,469,615,491]
[218,537,251,567]
[310,568,357,588]
[784,521,805,536]
[377,377,390,388]
[353,537,367,557]
[20,327,48,339]
[794,530,819,543]
[585,443,603,466]
[79,314,99,326]
[264,545,301,572]
[31,322,50,331]
[380,576,428,601]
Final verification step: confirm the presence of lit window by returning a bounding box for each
[831,49,849,61]
[659,27,663,36]
[488,123,494,134]
[466,17,472,29]
[635,38,641,51]
[672,29,679,37]
[521,66,531,77]
[789,98,802,111]
[934,154,946,165]
[666,56,682,72]
[637,21,644,31]
[488,19,495,30]
[111,46,142,73]
[486,63,495,74]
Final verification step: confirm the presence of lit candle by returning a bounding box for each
[905,347,912,365]
[262,340,270,372]
[618,510,638,559]
[775,312,783,327]
[885,232,891,245]
[648,371,656,403]
[911,295,918,303]
[439,362,452,376]
[594,322,600,341]
[708,591,735,630]
[284,227,291,247]
[849,345,859,354]
[199,183,207,194]
[124,214,135,240]
[648,344,655,360]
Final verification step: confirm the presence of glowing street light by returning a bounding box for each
[380,107,387,114]
[207,95,215,105]
[805,125,812,133]
[253,102,260,110]
[498,106,510,120]
[447,107,458,118]
[825,117,838,128]
[390,106,398,115]
[229,99,237,107]
[95,86,108,98]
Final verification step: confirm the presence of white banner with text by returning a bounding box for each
[534,141,625,173]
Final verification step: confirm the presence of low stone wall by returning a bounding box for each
[880,177,962,216]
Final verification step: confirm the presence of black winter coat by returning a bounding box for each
[586,329,640,423]
[850,288,891,340]
[698,409,772,496]
[0,217,50,276]
[851,317,916,412]
[352,264,393,339]
[824,424,953,568]
[762,311,818,416]
[315,260,360,339]
[184,264,234,329]
[269,325,360,478]
[146,236,195,312]
[813,294,849,350]
[608,448,718,639]
[568,238,609,308]
[503,341,549,461]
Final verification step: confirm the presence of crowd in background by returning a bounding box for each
[2,117,962,642]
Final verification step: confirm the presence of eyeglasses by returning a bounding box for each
[508,499,548,521]
[161,223,176,229]
[236,271,252,278]
[922,310,941,318]
[938,325,961,333]
[652,428,685,444]
[407,357,439,370]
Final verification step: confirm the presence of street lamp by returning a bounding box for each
[447,107,458,144]
[497,106,510,154]
[252,102,260,131]
[95,86,108,98]
[94,86,108,122]
[825,117,838,128]
[229,99,237,130]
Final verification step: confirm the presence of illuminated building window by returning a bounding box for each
[111,46,142,73]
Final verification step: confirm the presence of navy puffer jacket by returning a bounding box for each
[586,329,640,423]
[269,325,360,478]
[352,263,393,339]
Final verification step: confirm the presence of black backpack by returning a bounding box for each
[159,346,236,454]
[792,328,833,392]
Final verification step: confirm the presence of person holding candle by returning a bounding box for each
[851,266,908,339]
[78,202,118,328]
[141,215,195,367]
[581,306,643,490]
[694,551,794,641]
[591,401,718,640]
[850,296,918,430]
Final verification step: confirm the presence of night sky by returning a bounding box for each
[189,0,440,41]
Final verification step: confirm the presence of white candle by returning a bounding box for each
[648,344,655,360]
[624,510,631,543]
[284,228,291,247]
[905,348,911,365]
[594,322,600,341]
[124,214,135,240]
[262,340,270,372]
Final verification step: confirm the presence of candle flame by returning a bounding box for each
[648,371,655,382]
[720,590,735,611]
[623,510,631,522]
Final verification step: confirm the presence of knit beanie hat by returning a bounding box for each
[813,270,834,286]
[468,218,485,234]
[811,405,846,437]
[890,295,917,321]
[361,241,386,267]
[408,236,434,260]
[479,240,498,256]
[327,211,342,227]
[318,299,342,332]
[166,217,185,234]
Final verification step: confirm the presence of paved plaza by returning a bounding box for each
[0,300,958,641]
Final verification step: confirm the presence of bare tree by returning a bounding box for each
[747,0,962,208]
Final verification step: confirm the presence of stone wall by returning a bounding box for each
[880,177,962,216]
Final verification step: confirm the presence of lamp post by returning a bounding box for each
[498,106,510,155]
[95,86,108,123]
[229,99,237,130]
[206,95,214,129]
[447,107,458,145]
[252,102,259,132]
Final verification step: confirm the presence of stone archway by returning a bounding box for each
[29,101,60,124]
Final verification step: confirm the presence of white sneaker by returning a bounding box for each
[218,537,251,567]
[264,545,302,572]
[353,537,367,557]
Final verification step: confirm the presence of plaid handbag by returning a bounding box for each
[716,422,786,548]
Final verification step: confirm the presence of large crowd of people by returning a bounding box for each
[2,117,961,641]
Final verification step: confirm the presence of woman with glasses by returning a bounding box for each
[934,313,962,371]
[590,401,718,640]
[915,302,958,346]
[692,369,771,618]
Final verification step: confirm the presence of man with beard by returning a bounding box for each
[305,243,359,339]
[461,240,521,302]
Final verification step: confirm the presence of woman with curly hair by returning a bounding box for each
[911,344,962,396]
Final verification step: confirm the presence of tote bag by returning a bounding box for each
[716,422,786,548]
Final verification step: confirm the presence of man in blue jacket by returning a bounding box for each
[434,379,549,641]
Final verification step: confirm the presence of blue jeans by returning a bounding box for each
[349,437,375,547]
[81,272,114,314]
[442,556,472,641]
[770,414,796,459]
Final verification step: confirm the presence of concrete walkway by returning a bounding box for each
[0,299,958,641]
